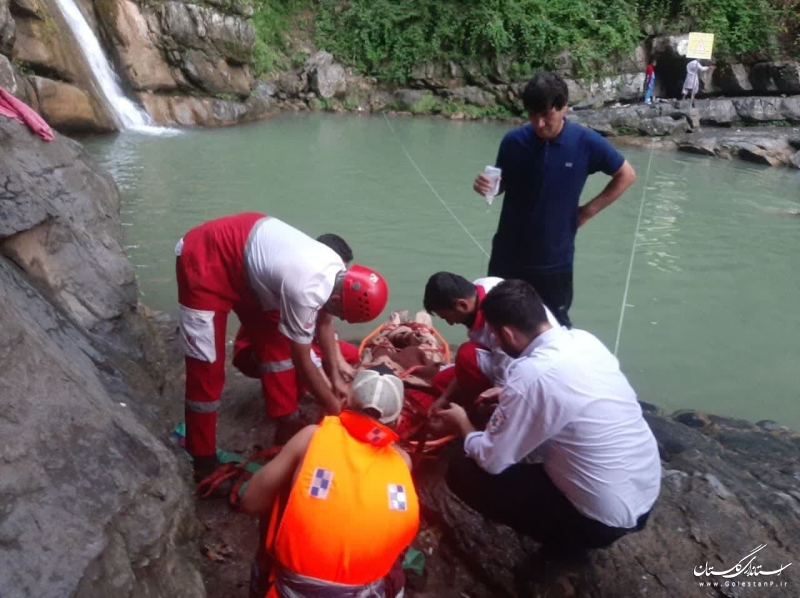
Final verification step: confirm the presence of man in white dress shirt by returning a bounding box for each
[435,279,661,554]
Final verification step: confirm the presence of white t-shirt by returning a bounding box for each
[244,217,345,344]
[469,276,560,385]
[464,326,661,528]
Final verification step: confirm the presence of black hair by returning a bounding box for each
[480,279,548,335]
[317,233,353,263]
[522,72,569,114]
[423,272,476,313]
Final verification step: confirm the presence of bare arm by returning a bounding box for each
[578,160,636,228]
[290,339,343,415]
[240,425,317,516]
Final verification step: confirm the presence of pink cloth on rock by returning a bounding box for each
[0,88,54,141]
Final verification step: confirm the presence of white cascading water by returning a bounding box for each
[50,0,162,132]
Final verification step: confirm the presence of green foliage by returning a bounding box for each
[683,0,783,58]
[312,0,796,83]
[315,0,643,82]
[251,0,304,77]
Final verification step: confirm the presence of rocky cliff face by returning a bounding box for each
[0,118,204,597]
[0,0,272,131]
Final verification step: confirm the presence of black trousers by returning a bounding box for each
[446,455,650,553]
[487,262,573,328]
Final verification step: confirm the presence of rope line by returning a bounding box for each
[383,113,489,258]
[613,138,656,357]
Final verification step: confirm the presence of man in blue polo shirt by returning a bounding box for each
[474,72,637,327]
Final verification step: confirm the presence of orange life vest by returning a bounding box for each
[266,411,419,590]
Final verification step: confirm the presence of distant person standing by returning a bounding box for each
[643,59,657,104]
[473,72,637,327]
[682,59,709,106]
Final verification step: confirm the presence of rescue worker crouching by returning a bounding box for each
[175,213,389,483]
[242,366,420,598]
[423,271,560,428]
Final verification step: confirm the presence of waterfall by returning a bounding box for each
[50,0,159,132]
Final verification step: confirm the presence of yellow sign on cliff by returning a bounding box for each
[687,32,715,60]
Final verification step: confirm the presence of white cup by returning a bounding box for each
[483,165,502,206]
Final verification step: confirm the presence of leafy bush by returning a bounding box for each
[313,0,795,82]
[315,0,643,81]
[250,0,305,76]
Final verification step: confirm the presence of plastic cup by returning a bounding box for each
[483,165,502,206]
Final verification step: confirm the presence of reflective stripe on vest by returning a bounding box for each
[270,414,419,585]
[259,359,294,374]
[185,400,220,413]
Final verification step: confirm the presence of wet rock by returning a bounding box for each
[367,90,393,112]
[0,118,205,598]
[393,89,428,111]
[446,86,495,107]
[713,63,753,94]
[159,1,255,96]
[414,407,800,597]
[161,2,255,65]
[139,91,267,126]
[1,0,14,53]
[677,137,717,156]
[409,60,463,89]
[750,61,800,94]
[790,151,800,169]
[28,75,114,133]
[11,12,76,82]
[102,0,178,92]
[638,115,689,136]
[304,51,345,99]
[0,52,16,93]
[275,69,306,96]
[757,420,785,432]
[182,48,251,96]
[568,73,646,106]
[649,34,690,59]
[696,98,737,125]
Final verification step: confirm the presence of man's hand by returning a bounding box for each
[473,172,493,197]
[476,387,502,405]
[578,160,636,228]
[426,396,452,435]
[337,358,356,383]
[436,403,476,437]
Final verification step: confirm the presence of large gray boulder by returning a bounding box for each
[0,52,16,93]
[713,63,753,94]
[413,406,800,597]
[160,1,255,97]
[0,118,204,597]
[445,86,496,107]
[0,0,14,53]
[305,51,346,100]
[750,61,800,94]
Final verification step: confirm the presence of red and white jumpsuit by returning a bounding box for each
[432,277,561,400]
[175,213,344,459]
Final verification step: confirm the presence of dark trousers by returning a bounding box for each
[487,262,573,328]
[446,455,650,553]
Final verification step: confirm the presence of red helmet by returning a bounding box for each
[341,264,389,323]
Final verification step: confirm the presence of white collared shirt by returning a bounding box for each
[468,277,561,385]
[464,326,661,528]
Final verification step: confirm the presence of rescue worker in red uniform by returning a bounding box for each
[231,233,361,390]
[175,213,389,481]
[242,367,419,598]
[423,272,559,419]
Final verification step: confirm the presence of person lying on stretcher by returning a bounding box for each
[423,272,561,429]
